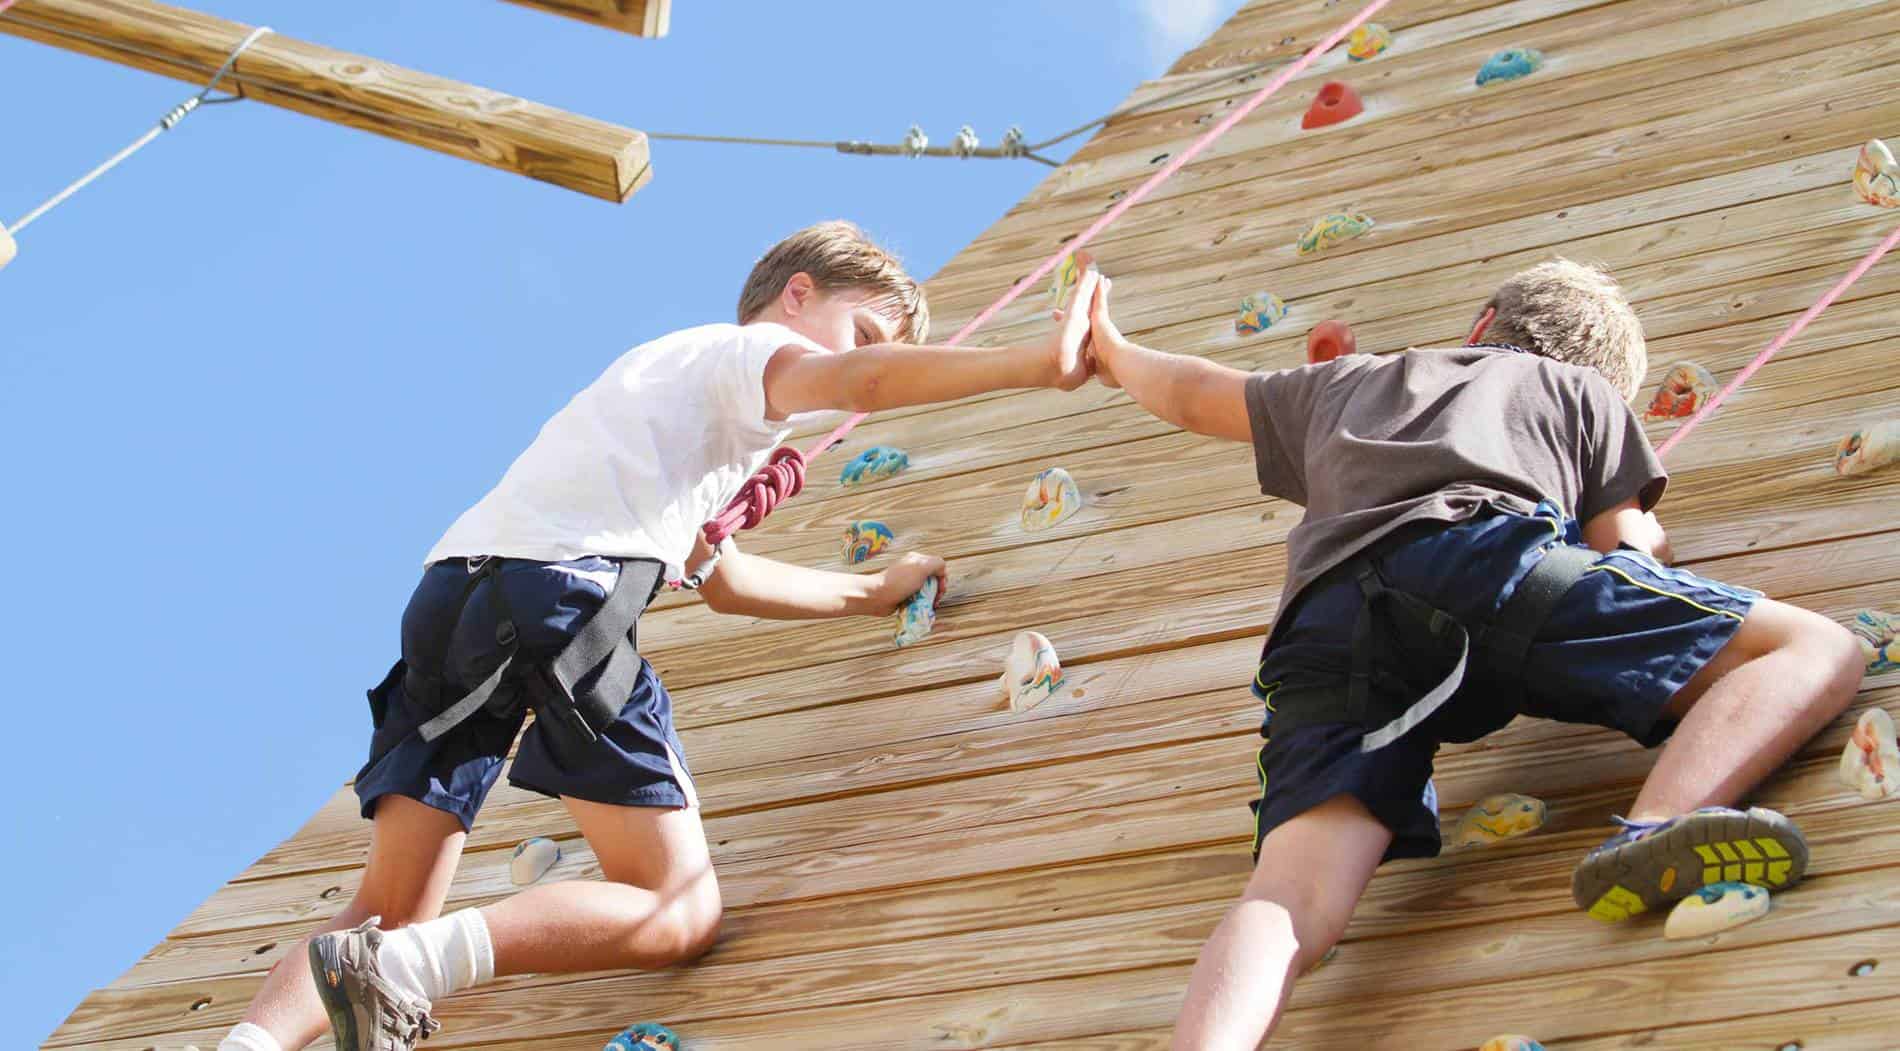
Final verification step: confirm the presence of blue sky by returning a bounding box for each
[0,1,1241,1043]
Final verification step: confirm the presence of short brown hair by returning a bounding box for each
[1479,260,1647,401]
[737,221,929,344]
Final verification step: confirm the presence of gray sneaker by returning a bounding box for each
[1572,806,1808,923]
[308,917,442,1051]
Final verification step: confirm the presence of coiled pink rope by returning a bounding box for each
[703,0,1398,547]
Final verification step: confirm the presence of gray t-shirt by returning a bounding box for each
[1245,346,1667,611]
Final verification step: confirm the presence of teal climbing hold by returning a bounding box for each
[840,445,909,486]
[605,1022,684,1051]
[1477,48,1545,86]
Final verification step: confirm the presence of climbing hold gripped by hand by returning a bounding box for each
[893,575,940,648]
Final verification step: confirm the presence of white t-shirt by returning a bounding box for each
[426,322,833,580]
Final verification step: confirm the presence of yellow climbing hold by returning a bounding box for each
[1447,793,1547,849]
[1049,253,1080,311]
[1297,212,1375,256]
[1347,23,1391,61]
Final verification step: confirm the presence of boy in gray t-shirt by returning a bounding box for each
[1077,256,1864,1048]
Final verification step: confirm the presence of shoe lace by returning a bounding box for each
[387,997,441,1044]
[1608,814,1663,842]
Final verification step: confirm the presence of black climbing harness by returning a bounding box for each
[1265,536,1598,752]
[408,556,664,755]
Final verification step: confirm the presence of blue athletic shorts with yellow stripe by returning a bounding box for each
[1249,502,1759,864]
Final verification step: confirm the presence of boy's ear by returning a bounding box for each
[780,272,817,317]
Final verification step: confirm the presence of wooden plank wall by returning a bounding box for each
[49,0,1900,1046]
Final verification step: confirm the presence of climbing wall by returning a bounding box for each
[49,0,1900,1047]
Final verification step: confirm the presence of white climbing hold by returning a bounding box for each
[1834,420,1899,478]
[1000,630,1064,712]
[510,837,562,885]
[894,575,939,648]
[1839,707,1900,800]
[1478,1037,1546,1051]
[1664,881,1771,940]
[1021,467,1082,532]
[1447,793,1547,849]
[1855,138,1899,208]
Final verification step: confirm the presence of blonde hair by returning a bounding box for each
[737,221,930,344]
[1479,260,1647,401]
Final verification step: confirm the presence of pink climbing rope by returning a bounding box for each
[1655,222,1900,460]
[702,0,1398,547]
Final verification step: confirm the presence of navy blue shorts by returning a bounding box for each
[354,555,697,832]
[1250,503,1759,863]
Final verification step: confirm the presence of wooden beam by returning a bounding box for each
[0,0,651,202]
[499,0,671,38]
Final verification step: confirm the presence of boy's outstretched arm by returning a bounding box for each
[764,268,1101,417]
[694,533,947,620]
[1085,272,1254,442]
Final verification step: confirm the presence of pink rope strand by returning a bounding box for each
[1655,222,1900,460]
[705,0,1396,546]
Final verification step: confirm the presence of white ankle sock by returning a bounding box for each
[374,908,496,1003]
[218,1021,283,1051]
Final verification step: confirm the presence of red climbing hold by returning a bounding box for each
[1308,320,1357,363]
[1301,82,1364,130]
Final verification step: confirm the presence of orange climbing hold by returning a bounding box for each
[1308,319,1357,363]
[1301,81,1364,129]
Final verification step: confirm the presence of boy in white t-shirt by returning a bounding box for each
[219,222,1104,1051]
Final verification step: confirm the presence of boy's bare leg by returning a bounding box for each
[483,797,722,975]
[1172,794,1392,1051]
[1629,598,1863,820]
[242,795,467,1049]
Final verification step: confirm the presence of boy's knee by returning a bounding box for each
[1231,893,1338,975]
[610,877,722,967]
[340,893,430,931]
[648,898,723,966]
[1814,618,1867,696]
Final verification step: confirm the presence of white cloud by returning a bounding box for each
[1131,0,1231,62]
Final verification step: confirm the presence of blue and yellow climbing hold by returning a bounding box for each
[842,520,896,564]
[1236,292,1289,335]
[894,575,940,648]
